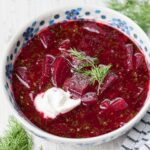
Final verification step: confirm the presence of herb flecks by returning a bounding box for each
[0,117,33,150]
[108,0,150,33]
[70,48,111,93]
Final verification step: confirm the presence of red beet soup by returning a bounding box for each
[12,21,149,138]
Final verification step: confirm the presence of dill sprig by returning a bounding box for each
[84,65,111,84]
[108,0,150,33]
[84,65,111,92]
[70,48,97,66]
[70,48,111,92]
[70,48,88,61]
[0,117,33,150]
[70,48,96,74]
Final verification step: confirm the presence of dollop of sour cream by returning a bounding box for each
[34,87,81,119]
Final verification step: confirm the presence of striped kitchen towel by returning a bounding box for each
[120,111,150,150]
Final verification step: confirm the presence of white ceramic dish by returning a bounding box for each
[3,5,150,147]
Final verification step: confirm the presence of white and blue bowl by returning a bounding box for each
[3,6,150,147]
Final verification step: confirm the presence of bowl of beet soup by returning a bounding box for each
[3,6,150,146]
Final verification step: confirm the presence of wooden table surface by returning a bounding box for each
[0,0,126,149]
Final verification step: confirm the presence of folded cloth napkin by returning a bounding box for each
[120,111,150,150]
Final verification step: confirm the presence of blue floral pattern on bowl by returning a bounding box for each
[23,27,34,41]
[4,6,150,147]
[111,18,131,35]
[65,8,81,20]
[6,64,13,79]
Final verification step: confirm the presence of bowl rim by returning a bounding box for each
[3,4,150,144]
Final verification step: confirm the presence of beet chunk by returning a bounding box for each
[101,72,118,93]
[100,97,128,111]
[39,55,55,88]
[38,27,55,49]
[16,67,29,83]
[133,87,144,98]
[52,57,71,87]
[124,44,133,71]
[42,55,55,77]
[81,92,98,105]
[58,39,70,51]
[111,97,128,111]
[134,53,144,69]
[100,99,111,110]
[83,22,102,34]
[16,66,30,88]
[63,74,91,97]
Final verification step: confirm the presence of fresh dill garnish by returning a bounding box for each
[70,48,88,61]
[0,117,33,150]
[84,65,111,92]
[70,48,111,92]
[70,48,97,68]
[108,0,150,33]
[75,63,91,73]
